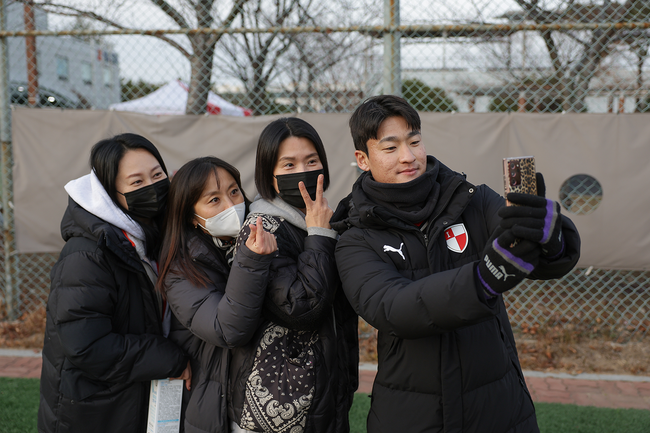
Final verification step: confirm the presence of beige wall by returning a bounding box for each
[12,108,650,270]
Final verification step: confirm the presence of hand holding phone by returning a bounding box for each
[500,169,565,259]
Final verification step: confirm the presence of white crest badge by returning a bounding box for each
[444,223,468,253]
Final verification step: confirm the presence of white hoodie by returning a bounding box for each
[64,171,150,259]
[249,195,338,239]
[64,171,171,336]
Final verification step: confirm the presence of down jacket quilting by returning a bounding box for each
[332,158,580,433]
[164,230,275,433]
[228,199,359,433]
[38,198,187,433]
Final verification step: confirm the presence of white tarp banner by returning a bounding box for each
[12,107,650,270]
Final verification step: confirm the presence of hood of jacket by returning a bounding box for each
[65,171,145,241]
[332,156,470,233]
[60,199,144,275]
[249,195,308,231]
[63,171,154,261]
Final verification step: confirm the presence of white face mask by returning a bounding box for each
[195,202,246,239]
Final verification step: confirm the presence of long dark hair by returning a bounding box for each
[255,117,330,200]
[90,133,168,259]
[157,156,247,294]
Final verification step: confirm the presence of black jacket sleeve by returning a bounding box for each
[49,248,186,383]
[335,228,496,339]
[239,222,339,331]
[166,242,274,348]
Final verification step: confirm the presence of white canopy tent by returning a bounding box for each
[109,80,252,116]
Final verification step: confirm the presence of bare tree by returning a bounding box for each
[282,32,376,112]
[215,0,377,114]
[504,0,650,112]
[281,0,377,112]
[28,0,249,114]
[214,0,303,115]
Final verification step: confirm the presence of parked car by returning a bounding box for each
[11,83,82,109]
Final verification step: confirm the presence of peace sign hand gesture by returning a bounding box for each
[299,174,333,229]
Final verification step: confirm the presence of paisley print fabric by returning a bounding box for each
[239,323,318,433]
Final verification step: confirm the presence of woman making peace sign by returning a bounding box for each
[228,118,358,433]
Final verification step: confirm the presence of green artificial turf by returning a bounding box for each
[348,394,650,433]
[349,392,372,432]
[535,402,650,433]
[1,378,649,433]
[0,377,40,433]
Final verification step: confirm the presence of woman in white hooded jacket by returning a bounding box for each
[38,133,189,433]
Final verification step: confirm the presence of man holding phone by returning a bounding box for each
[332,95,580,432]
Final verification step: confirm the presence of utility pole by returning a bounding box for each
[24,1,38,107]
[0,0,17,319]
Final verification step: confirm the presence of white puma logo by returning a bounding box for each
[498,265,516,281]
[383,243,405,260]
[484,255,516,281]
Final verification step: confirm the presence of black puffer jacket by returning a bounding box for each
[228,198,359,433]
[164,231,275,433]
[333,158,580,433]
[38,198,187,433]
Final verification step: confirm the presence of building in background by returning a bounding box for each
[6,2,120,109]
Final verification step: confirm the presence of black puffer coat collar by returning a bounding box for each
[61,197,144,274]
[333,156,472,233]
[185,230,230,271]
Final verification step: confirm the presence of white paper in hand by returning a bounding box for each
[146,379,183,433]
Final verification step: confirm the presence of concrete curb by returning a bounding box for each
[522,370,650,383]
[360,362,650,383]
[0,348,42,358]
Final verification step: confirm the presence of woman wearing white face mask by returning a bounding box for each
[157,156,277,433]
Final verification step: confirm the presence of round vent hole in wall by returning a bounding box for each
[559,174,603,215]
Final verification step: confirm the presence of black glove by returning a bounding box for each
[499,172,564,259]
[476,228,541,297]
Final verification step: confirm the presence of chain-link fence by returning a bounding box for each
[0,0,648,339]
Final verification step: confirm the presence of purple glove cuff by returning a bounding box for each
[541,199,558,244]
[477,266,500,298]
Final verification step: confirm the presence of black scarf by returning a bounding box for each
[361,157,441,225]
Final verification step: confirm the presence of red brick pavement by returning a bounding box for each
[358,368,650,410]
[2,355,649,410]
[0,354,42,379]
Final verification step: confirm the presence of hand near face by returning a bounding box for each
[246,216,278,255]
[300,174,333,229]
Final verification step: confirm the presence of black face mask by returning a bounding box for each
[275,169,324,209]
[118,177,170,219]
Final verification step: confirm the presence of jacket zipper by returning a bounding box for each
[422,181,474,249]
[418,220,430,247]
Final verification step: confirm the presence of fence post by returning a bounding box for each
[517,91,526,112]
[23,1,38,107]
[0,0,17,320]
[383,0,401,96]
